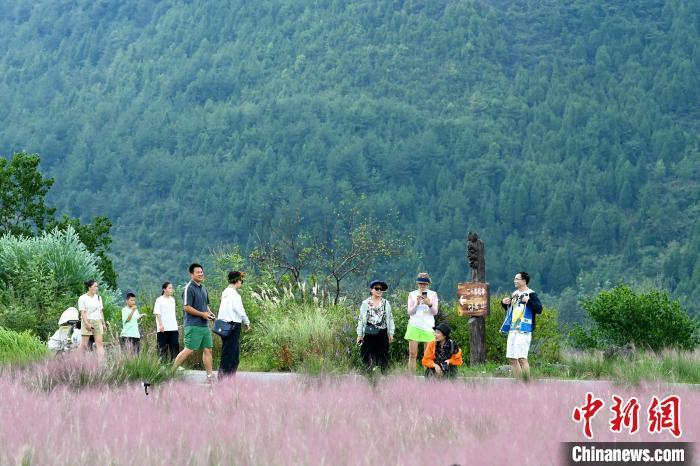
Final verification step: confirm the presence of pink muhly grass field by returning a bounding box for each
[0,374,696,465]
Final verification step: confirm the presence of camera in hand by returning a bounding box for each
[421,291,428,297]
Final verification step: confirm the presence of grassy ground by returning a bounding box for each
[241,349,700,386]
[558,349,700,385]
[450,349,700,385]
[2,342,698,388]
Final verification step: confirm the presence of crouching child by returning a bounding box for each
[422,323,462,378]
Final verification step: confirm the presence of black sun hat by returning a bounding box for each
[434,322,451,338]
[369,279,388,291]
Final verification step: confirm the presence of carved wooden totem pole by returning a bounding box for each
[457,232,489,364]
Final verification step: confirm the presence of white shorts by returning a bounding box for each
[506,331,532,359]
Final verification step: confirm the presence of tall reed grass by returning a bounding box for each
[251,302,357,372]
[0,375,695,465]
[563,349,700,385]
[0,326,49,366]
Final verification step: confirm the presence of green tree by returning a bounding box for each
[249,215,320,285]
[318,207,408,304]
[0,151,55,237]
[0,152,117,286]
[579,283,698,351]
[549,248,575,291]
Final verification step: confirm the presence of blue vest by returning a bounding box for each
[500,289,540,333]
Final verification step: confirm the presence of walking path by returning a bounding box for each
[181,370,648,388]
[182,370,304,384]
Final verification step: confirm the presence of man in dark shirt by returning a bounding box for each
[173,263,216,381]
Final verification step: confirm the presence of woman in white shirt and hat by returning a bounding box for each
[217,271,251,376]
[404,272,439,373]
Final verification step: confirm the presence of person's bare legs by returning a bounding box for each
[407,340,419,373]
[203,348,213,376]
[518,358,530,381]
[173,348,193,369]
[78,335,91,353]
[93,333,105,363]
[508,358,521,379]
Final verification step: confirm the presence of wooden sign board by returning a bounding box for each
[457,282,490,317]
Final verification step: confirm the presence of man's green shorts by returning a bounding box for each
[184,325,213,350]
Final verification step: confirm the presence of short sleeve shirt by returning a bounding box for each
[183,280,209,327]
[78,294,103,320]
[153,296,178,332]
[120,307,141,338]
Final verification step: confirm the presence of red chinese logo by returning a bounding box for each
[609,395,640,434]
[572,392,605,439]
[573,393,683,438]
[648,395,681,438]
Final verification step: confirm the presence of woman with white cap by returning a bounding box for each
[356,279,395,372]
[404,272,439,373]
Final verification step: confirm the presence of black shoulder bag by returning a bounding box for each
[213,319,234,338]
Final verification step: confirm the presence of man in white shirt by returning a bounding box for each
[216,270,251,376]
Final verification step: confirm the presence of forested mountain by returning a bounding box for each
[1,0,698,320]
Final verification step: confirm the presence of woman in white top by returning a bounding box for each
[217,271,251,376]
[78,279,106,362]
[153,281,179,361]
[404,272,439,373]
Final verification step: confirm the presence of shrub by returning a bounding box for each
[0,228,119,339]
[576,283,699,351]
[0,326,49,366]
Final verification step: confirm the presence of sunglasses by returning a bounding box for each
[373,287,385,291]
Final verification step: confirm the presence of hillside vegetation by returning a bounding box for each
[1,0,698,320]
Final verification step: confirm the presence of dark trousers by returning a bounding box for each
[120,337,141,355]
[157,330,180,361]
[361,329,389,372]
[219,322,242,376]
